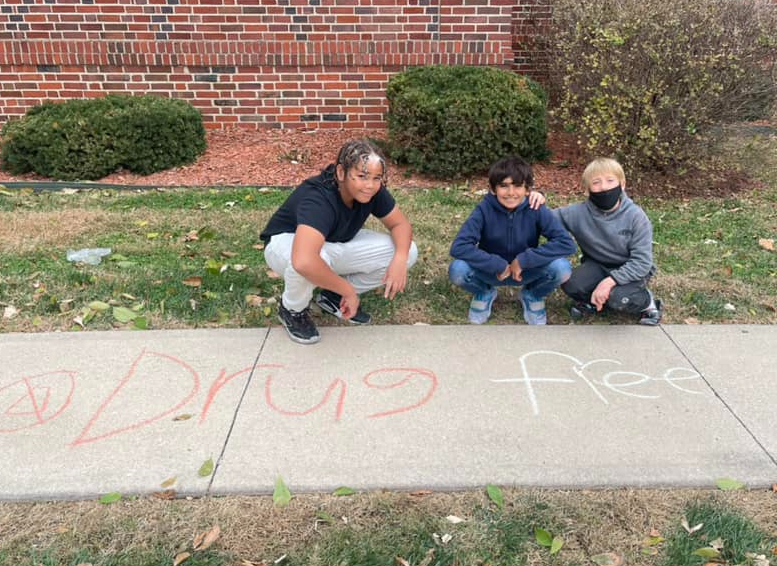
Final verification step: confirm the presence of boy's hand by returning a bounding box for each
[497,265,512,281]
[591,276,616,311]
[382,256,408,299]
[528,191,546,210]
[510,258,523,282]
[340,292,360,319]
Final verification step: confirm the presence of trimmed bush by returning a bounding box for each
[546,0,777,171]
[386,66,548,178]
[1,94,206,180]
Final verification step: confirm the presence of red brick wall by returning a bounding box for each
[0,0,518,130]
[511,0,551,81]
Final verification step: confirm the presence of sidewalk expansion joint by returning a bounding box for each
[660,326,777,470]
[205,326,271,495]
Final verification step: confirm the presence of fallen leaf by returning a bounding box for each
[266,269,281,279]
[274,476,292,506]
[446,515,465,524]
[233,264,247,271]
[709,537,725,551]
[724,265,733,276]
[716,477,745,490]
[161,476,177,488]
[185,230,199,242]
[550,535,564,555]
[193,525,221,551]
[535,528,553,547]
[112,306,137,323]
[418,548,436,566]
[173,414,194,421]
[772,483,777,493]
[759,238,775,251]
[173,552,191,566]
[693,547,721,559]
[682,516,704,535]
[332,486,356,496]
[245,294,264,307]
[190,299,197,311]
[146,232,159,239]
[316,510,335,524]
[88,300,110,312]
[253,243,265,250]
[410,490,432,496]
[591,553,624,566]
[198,458,214,477]
[183,277,202,287]
[221,250,238,258]
[641,548,659,556]
[120,293,137,300]
[486,484,504,509]
[395,558,411,566]
[99,492,122,504]
[152,489,176,500]
[684,317,700,324]
[3,305,18,319]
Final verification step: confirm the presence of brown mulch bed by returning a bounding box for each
[0,127,758,198]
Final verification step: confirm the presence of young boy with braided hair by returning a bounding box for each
[260,139,418,344]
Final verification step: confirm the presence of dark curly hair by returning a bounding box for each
[335,139,387,178]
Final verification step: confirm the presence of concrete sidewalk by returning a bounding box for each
[1,324,776,501]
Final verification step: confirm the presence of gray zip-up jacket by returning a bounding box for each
[555,194,656,284]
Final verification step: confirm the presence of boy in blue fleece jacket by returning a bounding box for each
[449,156,576,325]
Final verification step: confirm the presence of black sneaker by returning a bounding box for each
[315,289,372,325]
[569,301,597,321]
[278,303,320,344]
[639,299,663,326]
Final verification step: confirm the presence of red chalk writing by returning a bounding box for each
[0,371,76,433]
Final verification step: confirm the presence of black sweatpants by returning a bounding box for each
[561,258,651,314]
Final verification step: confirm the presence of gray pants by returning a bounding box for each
[264,229,418,312]
[561,258,651,314]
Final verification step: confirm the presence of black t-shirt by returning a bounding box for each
[260,164,396,243]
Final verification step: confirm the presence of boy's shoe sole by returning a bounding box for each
[639,299,664,326]
[315,291,372,325]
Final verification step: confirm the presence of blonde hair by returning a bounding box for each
[581,158,626,191]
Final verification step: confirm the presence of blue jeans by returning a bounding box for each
[448,257,572,299]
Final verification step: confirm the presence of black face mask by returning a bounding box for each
[589,185,622,210]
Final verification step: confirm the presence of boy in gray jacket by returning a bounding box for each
[555,158,663,325]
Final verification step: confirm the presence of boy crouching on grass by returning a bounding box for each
[555,157,663,325]
[260,139,418,345]
[449,156,576,325]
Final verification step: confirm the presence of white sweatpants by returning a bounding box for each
[264,229,419,312]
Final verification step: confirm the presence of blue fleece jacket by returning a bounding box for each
[450,193,576,275]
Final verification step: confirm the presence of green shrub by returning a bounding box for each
[546,0,777,172]
[0,95,206,180]
[386,65,548,178]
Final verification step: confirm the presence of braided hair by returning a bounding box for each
[335,139,387,180]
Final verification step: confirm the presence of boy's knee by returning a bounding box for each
[448,259,470,286]
[561,273,585,298]
[548,258,572,285]
[607,287,649,313]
